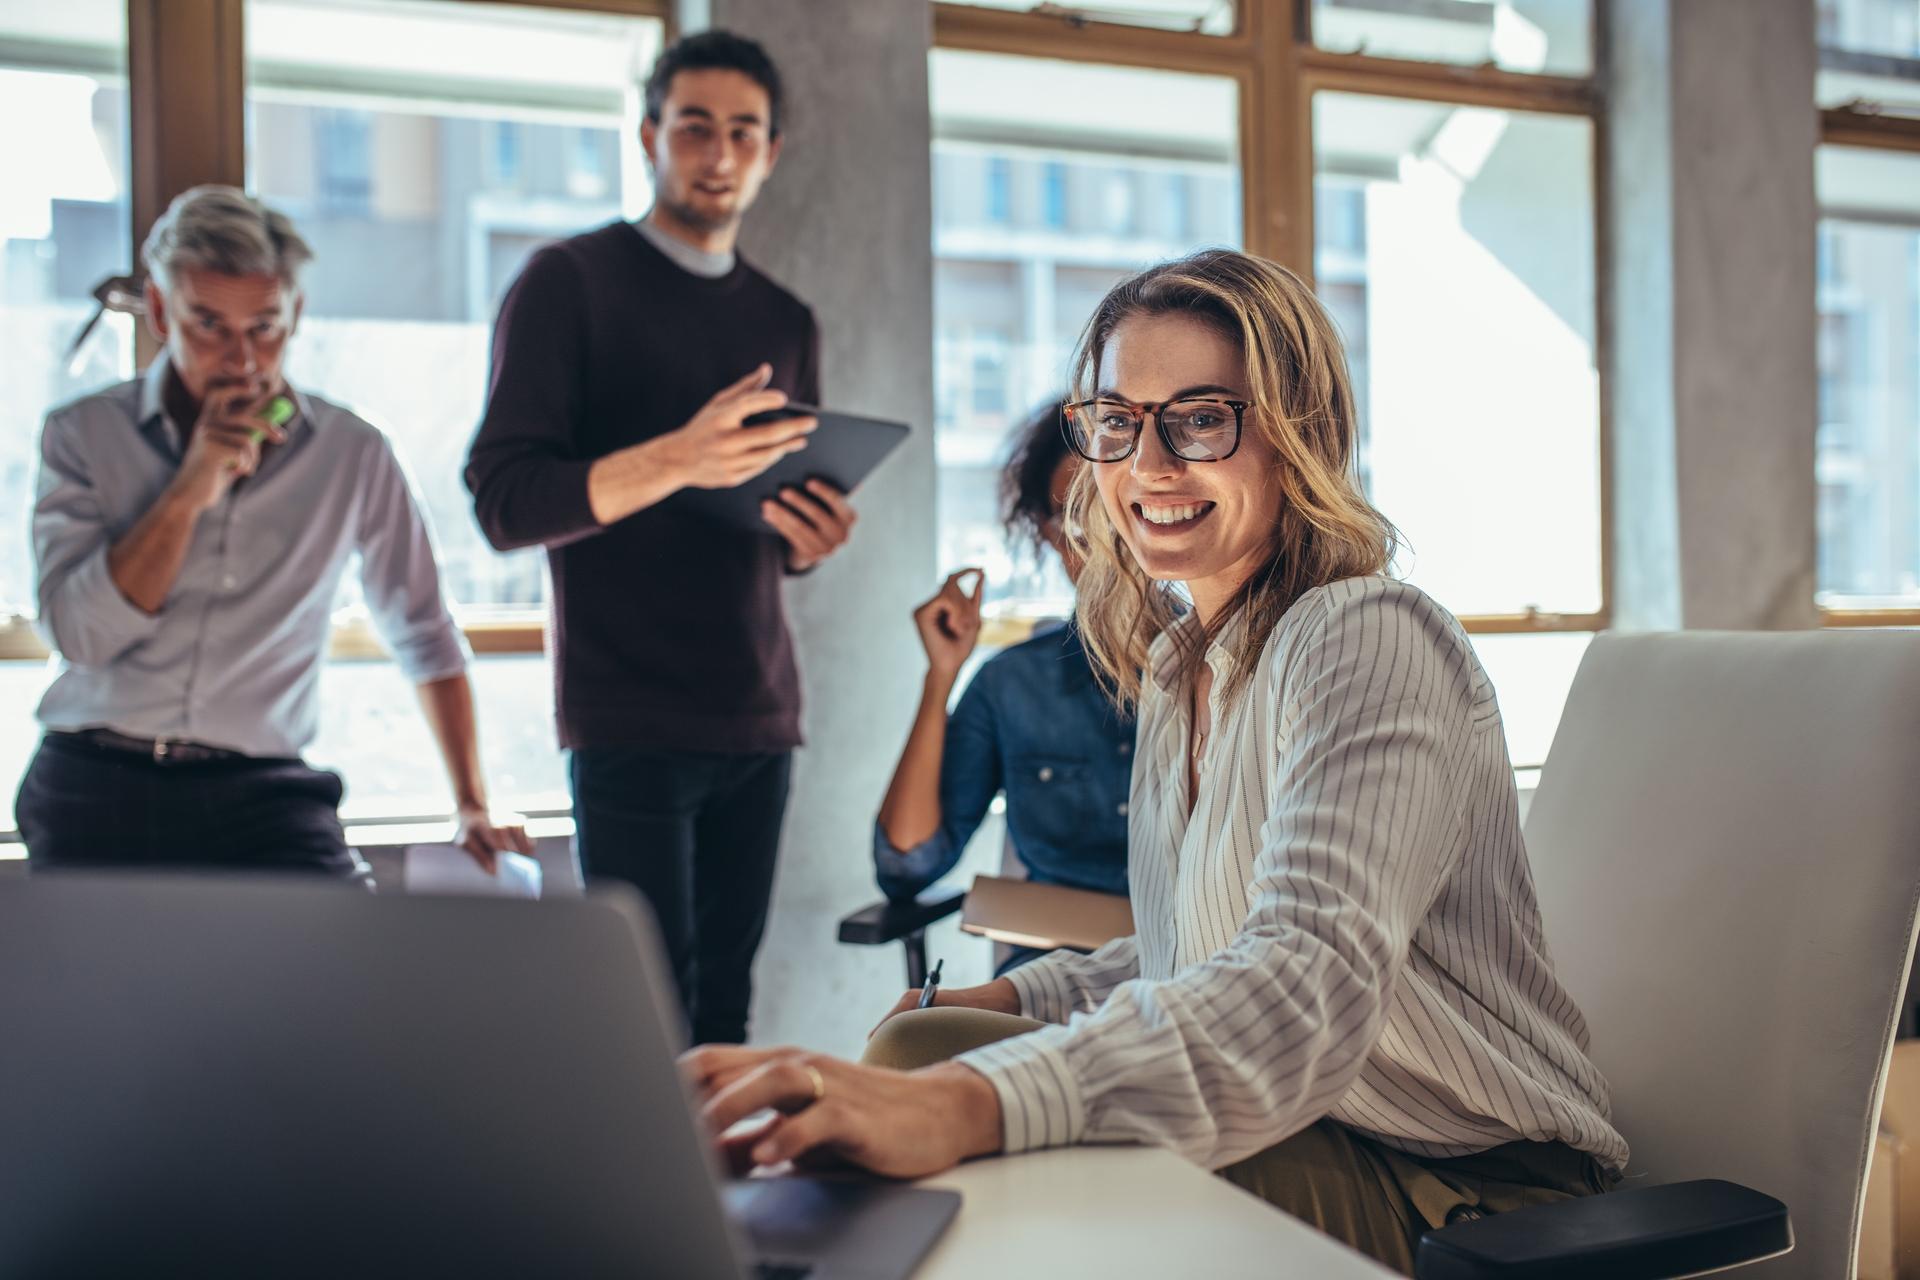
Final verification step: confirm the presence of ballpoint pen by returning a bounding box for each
[917,958,944,1009]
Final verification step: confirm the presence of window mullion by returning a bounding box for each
[127,0,248,369]
[932,2,1252,75]
[1299,48,1595,116]
[1244,0,1311,273]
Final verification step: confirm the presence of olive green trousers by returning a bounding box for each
[863,1007,1615,1276]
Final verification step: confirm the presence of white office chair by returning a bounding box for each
[1417,629,1920,1278]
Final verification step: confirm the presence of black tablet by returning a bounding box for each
[676,404,910,534]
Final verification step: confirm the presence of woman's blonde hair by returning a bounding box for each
[1065,248,1398,708]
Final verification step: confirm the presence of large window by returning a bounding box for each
[1313,92,1601,619]
[931,49,1241,614]
[1816,145,1920,609]
[0,0,132,833]
[246,0,662,624]
[305,655,567,823]
[0,0,133,634]
[1816,2,1920,624]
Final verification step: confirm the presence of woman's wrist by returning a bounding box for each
[923,1062,1004,1160]
[922,664,962,693]
[982,976,1021,1015]
[936,978,1019,1016]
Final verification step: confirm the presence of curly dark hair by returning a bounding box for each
[644,30,785,139]
[997,399,1075,553]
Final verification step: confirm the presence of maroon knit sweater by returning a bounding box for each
[465,222,820,752]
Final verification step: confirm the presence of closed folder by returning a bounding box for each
[958,874,1133,953]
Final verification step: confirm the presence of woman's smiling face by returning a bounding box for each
[1090,311,1282,623]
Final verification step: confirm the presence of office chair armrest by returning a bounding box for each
[837,889,967,946]
[1415,1178,1790,1280]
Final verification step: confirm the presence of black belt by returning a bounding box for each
[54,728,251,765]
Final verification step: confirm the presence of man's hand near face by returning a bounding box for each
[170,379,287,514]
[108,378,290,615]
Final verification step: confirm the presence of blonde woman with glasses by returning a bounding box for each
[682,250,1625,1274]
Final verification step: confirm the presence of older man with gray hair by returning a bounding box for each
[18,184,529,878]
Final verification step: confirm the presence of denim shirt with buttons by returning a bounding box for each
[873,619,1134,902]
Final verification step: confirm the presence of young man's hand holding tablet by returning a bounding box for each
[679,400,911,570]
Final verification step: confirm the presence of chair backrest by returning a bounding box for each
[1524,630,1920,1279]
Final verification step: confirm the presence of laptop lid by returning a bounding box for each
[0,873,751,1278]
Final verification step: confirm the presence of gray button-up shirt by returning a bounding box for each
[31,359,469,758]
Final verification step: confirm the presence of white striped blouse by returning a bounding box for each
[956,576,1629,1174]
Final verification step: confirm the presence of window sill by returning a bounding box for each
[0,776,1549,852]
[0,613,551,664]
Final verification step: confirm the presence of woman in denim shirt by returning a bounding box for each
[873,404,1133,970]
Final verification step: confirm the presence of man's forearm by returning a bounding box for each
[415,673,487,810]
[877,671,958,851]
[107,487,205,614]
[586,434,691,526]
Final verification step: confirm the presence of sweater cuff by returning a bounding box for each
[955,1023,1086,1155]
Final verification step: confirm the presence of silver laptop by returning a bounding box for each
[0,873,959,1278]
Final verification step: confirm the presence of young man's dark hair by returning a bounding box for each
[998,398,1075,552]
[644,29,786,138]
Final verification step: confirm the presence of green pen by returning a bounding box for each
[253,394,295,444]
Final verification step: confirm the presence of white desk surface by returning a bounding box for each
[914,1145,1400,1279]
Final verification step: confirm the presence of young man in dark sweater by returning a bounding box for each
[465,31,856,1045]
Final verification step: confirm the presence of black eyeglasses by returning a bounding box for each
[1061,397,1248,464]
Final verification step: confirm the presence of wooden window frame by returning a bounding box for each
[933,0,1612,638]
[1816,100,1920,630]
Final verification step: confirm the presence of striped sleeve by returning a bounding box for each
[957,587,1482,1167]
[1003,933,1141,1025]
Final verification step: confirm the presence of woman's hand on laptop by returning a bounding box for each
[681,1045,1002,1179]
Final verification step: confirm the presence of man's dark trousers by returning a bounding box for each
[15,732,363,877]
[569,746,792,1046]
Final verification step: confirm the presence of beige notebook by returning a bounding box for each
[959,875,1134,953]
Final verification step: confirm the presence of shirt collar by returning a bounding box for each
[136,357,170,439]
[634,216,737,278]
[1147,604,1246,695]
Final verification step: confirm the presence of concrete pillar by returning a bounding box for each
[1606,0,1820,630]
[677,0,937,1052]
